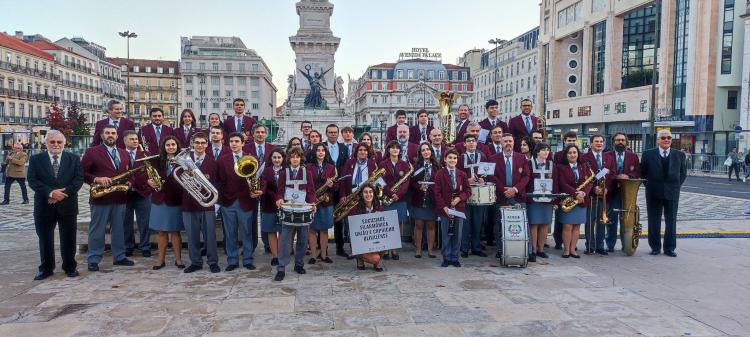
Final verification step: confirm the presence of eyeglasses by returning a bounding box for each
[660,136,672,140]
[48,141,64,144]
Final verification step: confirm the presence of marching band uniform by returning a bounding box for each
[453,119,470,145]
[410,160,437,221]
[308,162,337,233]
[379,158,411,226]
[478,118,509,143]
[457,149,489,256]
[553,162,594,225]
[431,144,448,165]
[397,140,419,164]
[339,155,378,255]
[581,149,616,254]
[526,158,555,225]
[604,148,641,250]
[385,123,404,144]
[81,144,133,270]
[216,150,257,270]
[148,158,185,265]
[260,165,284,237]
[223,114,256,139]
[124,147,153,257]
[91,117,135,149]
[244,141,276,165]
[552,149,567,248]
[350,203,386,271]
[507,113,539,152]
[139,123,173,155]
[409,123,434,145]
[454,142,490,158]
[173,124,197,149]
[209,142,230,161]
[181,153,219,272]
[489,151,530,256]
[434,165,471,266]
[276,166,316,275]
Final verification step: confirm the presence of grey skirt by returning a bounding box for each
[557,205,586,224]
[261,212,281,233]
[385,201,408,223]
[311,205,334,230]
[411,206,437,221]
[149,203,184,232]
[527,203,553,225]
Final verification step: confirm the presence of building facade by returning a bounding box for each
[471,28,540,123]
[351,57,472,147]
[68,37,126,104]
[0,33,57,147]
[180,36,276,127]
[108,58,180,128]
[539,0,742,154]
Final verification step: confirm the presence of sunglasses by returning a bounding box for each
[660,136,672,140]
[48,141,64,144]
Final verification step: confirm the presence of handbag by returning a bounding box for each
[724,157,733,166]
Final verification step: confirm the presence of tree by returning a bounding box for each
[46,102,73,141]
[67,103,90,136]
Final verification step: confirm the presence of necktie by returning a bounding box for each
[595,153,602,169]
[318,165,323,176]
[471,153,476,164]
[435,147,440,159]
[257,145,264,161]
[195,157,203,167]
[392,162,398,178]
[572,166,579,180]
[129,151,136,166]
[274,169,280,183]
[617,153,624,173]
[354,162,364,186]
[155,125,161,144]
[450,169,456,189]
[52,155,59,177]
[421,127,426,140]
[496,145,501,153]
[214,148,220,158]
[491,119,496,127]
[455,121,462,135]
[524,116,531,133]
[184,127,190,137]
[167,163,174,176]
[400,143,407,161]
[111,148,120,170]
[113,120,119,128]
[234,154,240,164]
[505,156,512,186]
[236,117,242,132]
[662,150,668,158]
[347,144,352,158]
[292,168,298,178]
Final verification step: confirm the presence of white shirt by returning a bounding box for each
[232,151,243,164]
[194,154,205,166]
[660,147,671,157]
[109,117,121,126]
[104,144,120,168]
[47,150,62,167]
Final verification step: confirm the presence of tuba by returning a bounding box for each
[334,167,386,222]
[435,91,459,145]
[560,169,596,212]
[615,178,645,256]
[234,155,260,193]
[172,149,219,207]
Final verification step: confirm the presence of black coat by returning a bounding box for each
[27,151,84,216]
[640,148,687,201]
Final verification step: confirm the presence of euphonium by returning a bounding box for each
[616,178,645,256]
[234,155,260,193]
[334,167,386,222]
[90,166,145,198]
[434,91,459,145]
[172,149,219,207]
[560,169,596,213]
[382,163,414,206]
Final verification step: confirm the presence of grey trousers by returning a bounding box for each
[440,217,463,262]
[182,211,218,267]
[278,225,309,272]
[88,203,127,264]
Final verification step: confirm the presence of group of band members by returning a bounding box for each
[31,96,682,282]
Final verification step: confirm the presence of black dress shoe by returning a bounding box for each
[274,271,285,281]
[209,264,221,273]
[125,250,134,257]
[554,243,562,250]
[473,251,488,257]
[336,250,348,258]
[141,250,152,257]
[65,270,79,278]
[175,261,186,269]
[33,271,53,280]
[452,261,461,267]
[414,254,422,258]
[152,262,166,270]
[441,260,450,267]
[0,201,9,205]
[294,266,306,274]
[596,249,608,256]
[650,250,660,255]
[536,252,549,259]
[428,254,437,259]
[584,249,594,255]
[88,263,99,272]
[383,253,391,260]
[391,253,400,260]
[607,248,615,253]
[562,254,570,258]
[308,258,316,264]
[495,252,502,259]
[244,263,256,270]
[271,258,279,266]
[571,254,581,259]
[21,200,29,204]
[225,264,238,271]
[528,253,536,262]
[113,258,134,266]
[664,251,677,257]
[460,252,469,258]
[320,257,333,264]
[184,265,202,273]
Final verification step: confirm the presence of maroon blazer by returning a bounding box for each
[181,154,216,212]
[173,126,197,148]
[409,161,438,207]
[128,148,154,197]
[430,144,447,165]
[453,119,470,145]
[149,160,184,207]
[385,124,401,144]
[507,114,539,151]
[456,151,489,178]
[433,167,471,215]
[486,142,505,157]
[409,124,434,144]
[276,166,316,204]
[82,145,133,205]
[91,117,136,149]
[379,159,411,200]
[553,162,594,208]
[553,150,566,164]
[605,150,641,178]
[243,142,276,165]
[340,158,378,197]
[216,151,257,211]
[307,162,338,207]
[259,166,283,213]
[397,142,419,164]
[208,144,231,161]
[525,158,554,205]
[139,123,173,155]
[581,151,616,199]
[478,118,509,141]
[342,142,358,161]
[489,152,530,204]
[224,115,256,138]
[454,142,490,158]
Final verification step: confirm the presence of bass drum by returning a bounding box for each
[279,203,314,227]
[468,183,496,205]
[499,206,528,268]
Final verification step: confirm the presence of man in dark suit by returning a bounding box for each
[325,124,349,170]
[640,129,686,257]
[341,126,358,161]
[223,98,256,141]
[453,104,471,145]
[581,134,616,255]
[91,99,135,149]
[489,134,530,257]
[604,132,640,251]
[507,98,539,152]
[386,110,408,144]
[409,109,434,145]
[27,130,84,280]
[139,107,173,155]
[478,100,509,144]
[552,131,578,249]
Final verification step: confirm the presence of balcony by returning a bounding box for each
[0,88,59,103]
[58,99,101,111]
[129,85,179,92]
[0,116,47,125]
[0,61,59,81]
[62,61,95,75]
[498,90,513,97]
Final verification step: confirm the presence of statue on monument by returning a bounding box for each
[298,64,332,109]
[334,75,344,104]
[285,75,296,107]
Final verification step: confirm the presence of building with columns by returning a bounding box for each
[539,0,744,154]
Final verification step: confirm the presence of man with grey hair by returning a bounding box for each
[640,129,687,257]
[27,130,84,280]
[2,143,29,205]
[91,99,135,149]
[396,124,418,162]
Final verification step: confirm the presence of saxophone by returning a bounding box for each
[382,163,414,206]
[560,168,595,212]
[138,144,162,191]
[315,168,337,206]
[333,167,386,222]
[90,166,145,198]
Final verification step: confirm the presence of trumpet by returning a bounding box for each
[172,148,219,207]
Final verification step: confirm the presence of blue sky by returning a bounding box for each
[1,0,540,105]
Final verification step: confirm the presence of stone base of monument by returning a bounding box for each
[279,108,352,139]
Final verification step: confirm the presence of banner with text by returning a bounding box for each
[348,210,402,255]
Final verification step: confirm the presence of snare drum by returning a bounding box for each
[279,203,314,227]
[499,207,529,268]
[467,183,496,205]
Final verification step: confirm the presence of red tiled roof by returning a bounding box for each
[29,39,95,61]
[108,57,180,74]
[0,33,54,61]
[370,62,396,69]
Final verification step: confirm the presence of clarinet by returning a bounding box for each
[447,191,458,236]
[421,163,431,208]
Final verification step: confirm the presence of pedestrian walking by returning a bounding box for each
[726,148,741,181]
[2,143,29,204]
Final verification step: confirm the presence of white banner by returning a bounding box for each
[348,210,402,255]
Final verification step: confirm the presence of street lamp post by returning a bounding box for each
[198,73,206,120]
[648,0,662,151]
[118,31,137,117]
[488,38,507,101]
